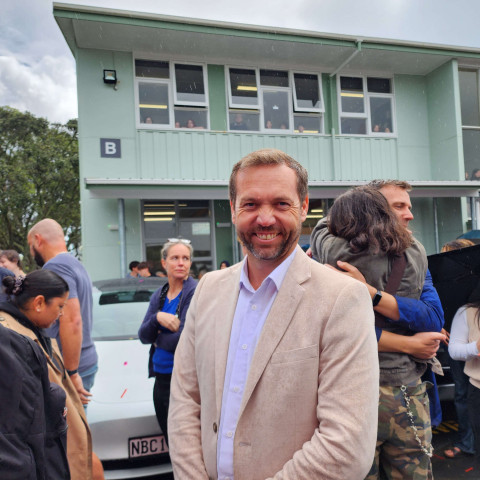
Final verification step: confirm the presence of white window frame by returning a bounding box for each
[227,65,260,110]
[260,86,293,133]
[293,113,325,135]
[135,58,209,129]
[367,93,396,136]
[290,71,325,113]
[135,76,174,129]
[338,75,367,120]
[338,74,396,136]
[226,66,325,134]
[172,61,209,107]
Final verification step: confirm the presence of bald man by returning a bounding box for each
[28,219,98,404]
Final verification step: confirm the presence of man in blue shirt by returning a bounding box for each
[28,219,98,406]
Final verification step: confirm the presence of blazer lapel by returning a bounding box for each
[238,247,310,419]
[215,264,242,414]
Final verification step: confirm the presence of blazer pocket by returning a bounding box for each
[271,344,318,365]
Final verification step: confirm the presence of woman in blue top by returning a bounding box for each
[138,239,197,446]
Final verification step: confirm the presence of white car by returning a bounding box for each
[87,278,172,479]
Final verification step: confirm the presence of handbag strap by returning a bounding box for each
[375,253,407,328]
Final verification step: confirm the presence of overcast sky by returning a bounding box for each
[2,0,480,124]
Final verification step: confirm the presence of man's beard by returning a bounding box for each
[239,223,301,262]
[32,246,45,267]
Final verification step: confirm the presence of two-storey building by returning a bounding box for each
[54,3,480,280]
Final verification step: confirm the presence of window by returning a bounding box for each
[459,69,480,178]
[135,59,208,129]
[143,200,214,279]
[227,67,324,134]
[338,75,395,135]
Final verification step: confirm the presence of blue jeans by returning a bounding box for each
[450,357,475,454]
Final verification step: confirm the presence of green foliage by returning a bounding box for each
[0,106,80,271]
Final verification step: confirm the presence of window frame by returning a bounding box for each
[134,57,209,130]
[260,86,294,133]
[337,74,396,137]
[290,71,325,114]
[227,65,260,110]
[226,65,325,134]
[172,61,209,107]
[135,76,174,128]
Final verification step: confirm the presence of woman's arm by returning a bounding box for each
[155,278,197,353]
[138,288,164,344]
[448,308,479,361]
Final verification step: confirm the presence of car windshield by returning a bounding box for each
[92,279,166,341]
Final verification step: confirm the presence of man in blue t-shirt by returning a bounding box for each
[28,219,98,405]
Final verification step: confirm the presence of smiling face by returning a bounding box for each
[380,185,414,232]
[231,164,308,270]
[161,243,192,282]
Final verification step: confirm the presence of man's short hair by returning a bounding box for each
[128,261,140,271]
[229,149,308,206]
[367,179,412,192]
[137,262,149,270]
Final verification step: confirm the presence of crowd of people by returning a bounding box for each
[2,148,480,480]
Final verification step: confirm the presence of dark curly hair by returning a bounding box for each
[327,186,412,255]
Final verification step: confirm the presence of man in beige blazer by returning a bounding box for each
[169,148,379,479]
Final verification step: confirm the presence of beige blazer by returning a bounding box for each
[169,246,379,480]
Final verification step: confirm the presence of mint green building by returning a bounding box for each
[54,3,480,280]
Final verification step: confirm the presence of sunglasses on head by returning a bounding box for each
[168,238,191,245]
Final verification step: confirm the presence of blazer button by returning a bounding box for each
[213,422,218,433]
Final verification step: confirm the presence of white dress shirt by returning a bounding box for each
[216,249,296,480]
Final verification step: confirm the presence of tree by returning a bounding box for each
[0,106,80,271]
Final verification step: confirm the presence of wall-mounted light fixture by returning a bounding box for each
[103,69,117,85]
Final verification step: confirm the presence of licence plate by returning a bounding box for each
[129,434,169,458]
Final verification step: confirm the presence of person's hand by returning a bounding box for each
[441,328,450,346]
[305,247,313,258]
[69,372,92,405]
[325,261,367,284]
[157,312,180,332]
[405,331,446,359]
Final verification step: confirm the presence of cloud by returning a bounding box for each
[0,54,77,124]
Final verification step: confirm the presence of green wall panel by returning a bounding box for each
[80,191,143,281]
[136,130,398,182]
[333,137,398,180]
[208,65,227,131]
[394,75,431,180]
[426,60,464,181]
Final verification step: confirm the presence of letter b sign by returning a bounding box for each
[100,138,121,158]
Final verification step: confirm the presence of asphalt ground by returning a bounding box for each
[432,401,478,479]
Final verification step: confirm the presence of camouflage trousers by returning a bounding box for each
[365,380,433,480]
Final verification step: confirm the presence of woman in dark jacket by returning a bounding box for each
[0,270,104,480]
[0,319,68,480]
[138,239,197,445]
